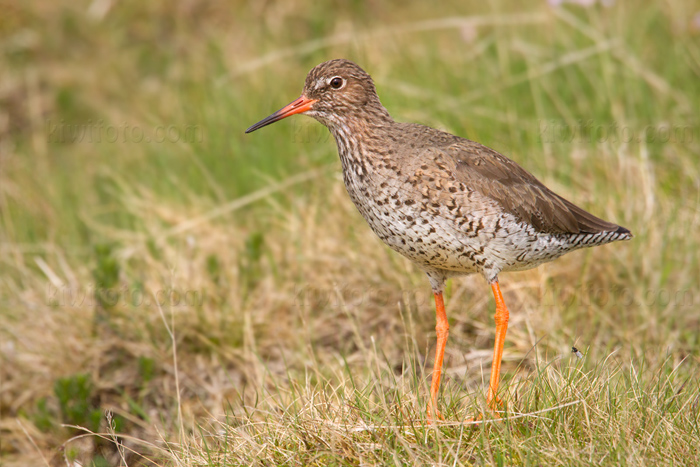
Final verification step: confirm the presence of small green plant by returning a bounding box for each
[206,253,221,283]
[32,397,54,432]
[89,456,111,467]
[93,243,120,309]
[92,243,121,333]
[239,231,265,299]
[54,373,101,433]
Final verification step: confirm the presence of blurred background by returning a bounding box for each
[1,0,699,465]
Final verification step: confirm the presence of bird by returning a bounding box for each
[245,59,632,421]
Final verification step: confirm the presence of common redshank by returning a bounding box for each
[245,59,632,421]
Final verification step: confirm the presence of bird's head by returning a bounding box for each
[245,59,388,134]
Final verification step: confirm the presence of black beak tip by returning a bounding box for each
[245,123,264,134]
[245,116,277,134]
[245,121,264,134]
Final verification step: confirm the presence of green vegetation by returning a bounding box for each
[1,1,698,465]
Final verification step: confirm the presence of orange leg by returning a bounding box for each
[427,291,449,421]
[487,281,509,410]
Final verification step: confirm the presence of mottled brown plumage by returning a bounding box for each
[246,59,632,421]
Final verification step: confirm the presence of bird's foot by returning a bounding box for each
[488,393,503,411]
[426,405,444,424]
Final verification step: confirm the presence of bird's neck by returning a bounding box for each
[324,106,394,171]
[328,120,382,173]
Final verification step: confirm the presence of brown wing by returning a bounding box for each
[446,139,623,235]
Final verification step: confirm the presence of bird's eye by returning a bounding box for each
[330,77,344,89]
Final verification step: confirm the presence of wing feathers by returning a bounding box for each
[449,140,623,235]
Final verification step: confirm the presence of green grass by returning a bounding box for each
[179,344,698,466]
[1,0,699,465]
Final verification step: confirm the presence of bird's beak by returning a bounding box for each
[245,95,317,134]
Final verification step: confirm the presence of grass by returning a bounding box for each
[1,0,699,465]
